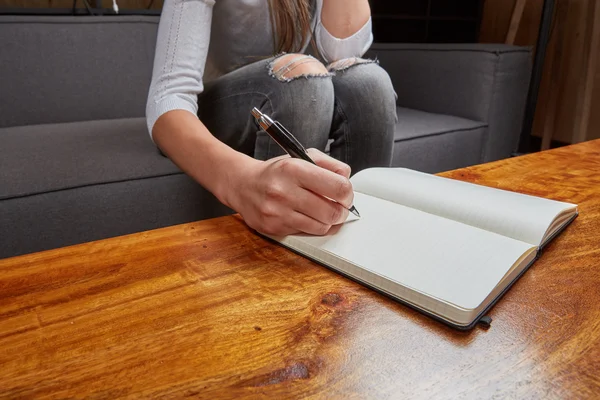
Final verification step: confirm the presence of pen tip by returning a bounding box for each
[349,206,360,218]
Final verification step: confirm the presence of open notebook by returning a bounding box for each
[267,168,578,330]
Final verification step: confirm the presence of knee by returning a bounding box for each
[266,54,334,138]
[267,53,334,118]
[329,58,395,101]
[329,57,397,120]
[270,53,331,82]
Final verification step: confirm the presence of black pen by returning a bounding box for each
[251,107,360,218]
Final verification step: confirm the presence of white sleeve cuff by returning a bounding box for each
[146,94,199,143]
[316,17,374,64]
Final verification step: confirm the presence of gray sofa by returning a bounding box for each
[0,16,531,259]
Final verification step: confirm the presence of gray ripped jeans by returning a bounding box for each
[197,54,397,174]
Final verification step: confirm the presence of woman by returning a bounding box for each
[146,0,397,236]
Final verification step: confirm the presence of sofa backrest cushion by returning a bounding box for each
[0,15,159,128]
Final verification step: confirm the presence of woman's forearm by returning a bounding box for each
[320,0,371,39]
[152,110,255,208]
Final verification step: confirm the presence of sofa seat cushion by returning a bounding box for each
[0,118,233,259]
[392,107,488,173]
[0,118,180,200]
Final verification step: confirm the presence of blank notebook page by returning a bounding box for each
[350,168,576,246]
[284,192,534,311]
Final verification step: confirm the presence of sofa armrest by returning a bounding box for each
[365,43,532,162]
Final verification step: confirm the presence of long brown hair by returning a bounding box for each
[267,0,315,54]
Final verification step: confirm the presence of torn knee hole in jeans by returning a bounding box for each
[327,57,377,72]
[268,54,332,82]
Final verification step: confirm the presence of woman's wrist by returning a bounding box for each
[153,110,259,210]
[212,149,260,210]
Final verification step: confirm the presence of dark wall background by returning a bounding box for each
[370,0,485,43]
[1,0,485,44]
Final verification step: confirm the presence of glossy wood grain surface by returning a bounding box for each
[1,140,600,399]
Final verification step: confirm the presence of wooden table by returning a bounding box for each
[1,140,599,399]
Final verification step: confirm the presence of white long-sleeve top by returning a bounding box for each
[145,0,373,138]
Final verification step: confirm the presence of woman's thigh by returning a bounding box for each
[198,54,335,160]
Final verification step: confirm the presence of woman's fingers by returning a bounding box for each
[291,186,349,226]
[289,160,355,209]
[285,211,333,236]
[306,148,352,178]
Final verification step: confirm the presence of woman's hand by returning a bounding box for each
[152,112,353,236]
[226,149,354,236]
